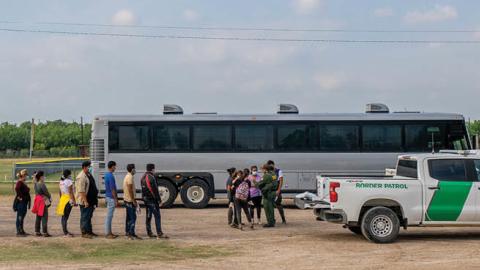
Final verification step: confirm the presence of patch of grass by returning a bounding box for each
[0,239,230,263]
[0,159,17,181]
[0,182,60,196]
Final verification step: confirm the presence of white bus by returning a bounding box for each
[90,104,471,208]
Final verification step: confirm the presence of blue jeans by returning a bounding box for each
[80,205,94,234]
[105,197,116,235]
[125,202,137,236]
[16,201,28,233]
[145,202,162,235]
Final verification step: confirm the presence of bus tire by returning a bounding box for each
[361,206,400,244]
[157,178,177,208]
[180,179,210,209]
[347,226,362,235]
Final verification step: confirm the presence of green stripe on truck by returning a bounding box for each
[426,181,472,221]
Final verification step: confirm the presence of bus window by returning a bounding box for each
[447,123,469,150]
[362,125,402,152]
[193,125,232,151]
[405,125,446,152]
[319,125,359,151]
[276,124,316,151]
[235,125,274,151]
[109,125,150,151]
[152,125,190,151]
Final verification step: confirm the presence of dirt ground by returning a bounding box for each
[2,196,480,270]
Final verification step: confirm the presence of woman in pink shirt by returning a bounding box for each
[247,165,263,224]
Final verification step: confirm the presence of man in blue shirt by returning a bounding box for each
[104,161,119,239]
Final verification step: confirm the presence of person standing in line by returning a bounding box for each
[14,169,31,237]
[124,164,141,240]
[76,161,99,239]
[226,167,238,228]
[233,170,254,230]
[141,163,168,239]
[56,169,76,237]
[257,164,277,228]
[247,165,263,225]
[32,171,51,237]
[104,161,119,239]
[267,160,286,224]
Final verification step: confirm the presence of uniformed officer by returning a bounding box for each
[267,160,286,224]
[257,164,278,228]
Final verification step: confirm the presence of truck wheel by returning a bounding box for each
[180,179,210,209]
[361,207,400,244]
[348,226,362,235]
[157,178,177,208]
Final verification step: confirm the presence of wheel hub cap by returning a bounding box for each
[371,215,393,237]
[158,186,170,202]
[187,186,204,203]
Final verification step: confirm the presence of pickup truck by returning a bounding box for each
[296,150,480,243]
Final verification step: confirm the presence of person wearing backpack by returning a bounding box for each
[32,171,52,237]
[56,169,76,237]
[232,170,253,230]
[141,163,168,239]
[14,169,31,237]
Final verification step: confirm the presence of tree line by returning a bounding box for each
[0,120,91,158]
[468,120,480,137]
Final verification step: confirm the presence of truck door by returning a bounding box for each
[474,160,480,221]
[424,159,478,222]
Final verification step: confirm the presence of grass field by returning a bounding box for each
[0,239,228,263]
[0,159,17,182]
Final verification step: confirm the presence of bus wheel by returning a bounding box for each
[180,179,210,209]
[157,178,177,208]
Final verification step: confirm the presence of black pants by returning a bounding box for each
[275,193,286,223]
[145,202,162,235]
[80,205,94,234]
[61,203,72,235]
[16,201,28,234]
[227,196,238,225]
[250,196,262,220]
[35,208,48,234]
[234,199,252,225]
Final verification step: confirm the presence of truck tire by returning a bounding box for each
[180,179,210,209]
[348,226,362,235]
[157,178,178,208]
[361,206,400,244]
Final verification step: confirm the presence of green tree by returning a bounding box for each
[468,120,480,136]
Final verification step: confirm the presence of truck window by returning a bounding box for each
[475,160,480,181]
[396,160,418,178]
[428,159,468,182]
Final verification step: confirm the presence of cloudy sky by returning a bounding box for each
[0,0,479,123]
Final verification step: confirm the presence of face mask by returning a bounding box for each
[131,169,136,175]
[252,171,257,176]
[88,167,93,174]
